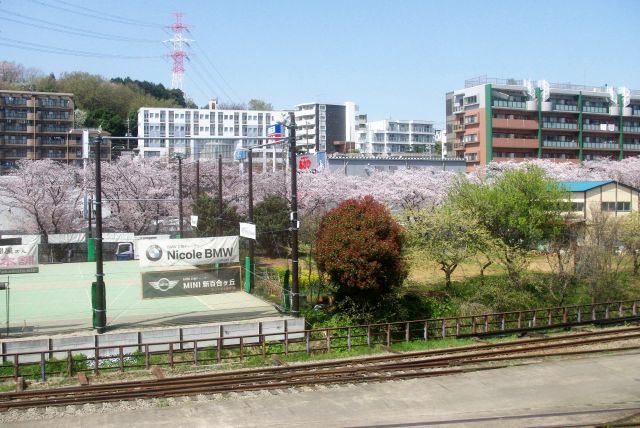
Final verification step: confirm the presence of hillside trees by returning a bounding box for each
[192,194,243,237]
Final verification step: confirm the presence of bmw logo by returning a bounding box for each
[146,245,163,262]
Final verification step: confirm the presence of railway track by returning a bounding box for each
[1,326,640,411]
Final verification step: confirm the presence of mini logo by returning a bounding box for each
[149,278,178,292]
[146,244,163,262]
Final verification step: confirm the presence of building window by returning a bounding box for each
[616,201,631,212]
[601,202,617,212]
[463,95,478,105]
[571,202,584,212]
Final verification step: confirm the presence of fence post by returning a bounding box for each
[144,344,150,369]
[562,308,568,324]
[119,346,124,372]
[67,350,73,376]
[169,343,174,368]
[217,326,223,363]
[501,314,505,331]
[326,329,331,352]
[472,317,477,334]
[40,352,46,382]
[484,315,489,333]
[633,301,637,316]
[347,327,352,351]
[424,321,428,340]
[577,307,582,323]
[405,323,410,343]
[517,312,522,329]
[284,320,289,357]
[592,306,596,321]
[456,318,460,336]
[94,336,100,375]
[547,309,552,326]
[441,319,446,339]
[13,354,18,380]
[193,340,198,366]
[367,325,371,347]
[305,330,310,355]
[532,312,537,327]
[619,303,624,318]
[179,328,184,351]
[605,305,609,320]
[386,324,391,346]
[239,337,244,362]
[48,338,53,360]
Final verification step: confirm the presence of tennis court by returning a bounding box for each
[0,260,280,336]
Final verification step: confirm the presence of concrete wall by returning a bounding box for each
[328,157,466,176]
[0,317,304,364]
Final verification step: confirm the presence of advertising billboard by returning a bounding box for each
[0,244,39,274]
[141,267,240,299]
[138,236,239,268]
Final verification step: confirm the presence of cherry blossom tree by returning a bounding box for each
[0,159,83,241]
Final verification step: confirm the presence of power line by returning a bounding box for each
[0,36,162,59]
[26,0,161,28]
[189,56,235,104]
[54,0,163,27]
[193,41,242,102]
[0,10,158,43]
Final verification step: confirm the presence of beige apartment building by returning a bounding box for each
[0,90,110,172]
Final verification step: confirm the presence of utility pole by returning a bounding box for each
[248,148,255,291]
[288,112,299,316]
[177,155,184,238]
[93,135,107,334]
[195,158,200,197]
[218,154,223,236]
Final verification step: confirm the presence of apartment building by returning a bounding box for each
[356,119,435,155]
[137,106,289,168]
[447,77,640,170]
[294,102,358,153]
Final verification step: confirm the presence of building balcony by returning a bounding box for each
[453,124,465,132]
[583,124,617,132]
[3,125,29,133]
[632,109,640,116]
[492,118,538,130]
[583,142,619,150]
[582,106,609,114]
[623,126,640,133]
[453,105,464,114]
[492,100,526,109]
[552,104,578,112]
[543,140,578,148]
[26,152,41,160]
[542,122,578,130]
[623,144,640,151]
[493,137,539,149]
[453,142,465,150]
[38,113,72,121]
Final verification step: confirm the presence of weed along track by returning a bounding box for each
[1,326,640,411]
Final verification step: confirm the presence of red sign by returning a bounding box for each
[298,156,311,170]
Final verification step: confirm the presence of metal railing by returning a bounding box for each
[493,100,526,109]
[1,300,638,381]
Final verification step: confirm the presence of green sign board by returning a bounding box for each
[141,267,240,299]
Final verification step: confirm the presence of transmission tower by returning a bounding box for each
[165,13,193,91]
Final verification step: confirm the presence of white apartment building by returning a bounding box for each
[294,101,358,153]
[137,106,289,167]
[356,119,435,154]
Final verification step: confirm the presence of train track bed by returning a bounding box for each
[1,325,640,423]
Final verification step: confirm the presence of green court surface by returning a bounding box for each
[0,261,279,336]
